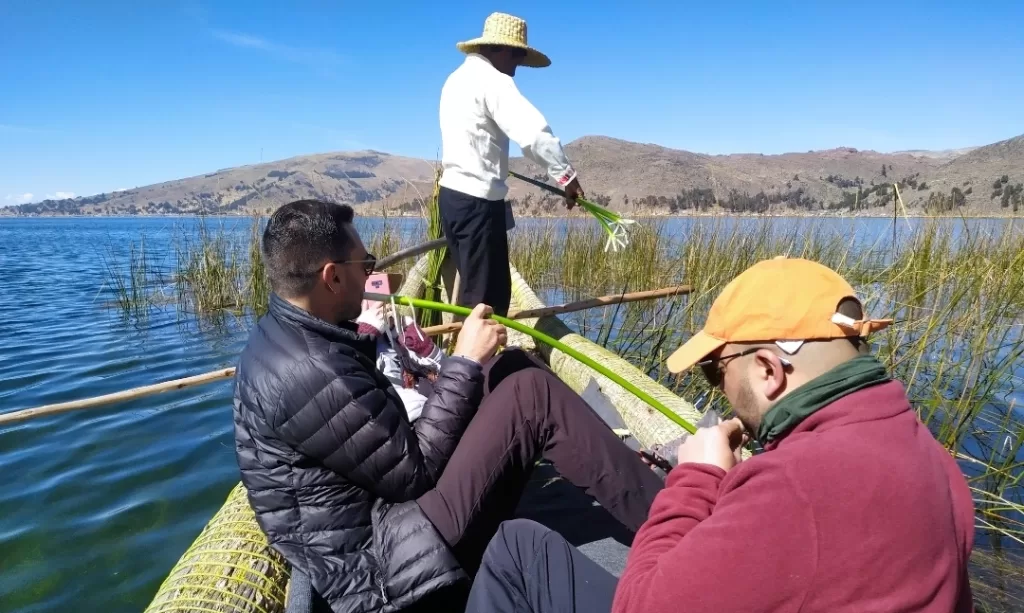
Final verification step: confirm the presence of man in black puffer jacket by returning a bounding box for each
[233,200,663,613]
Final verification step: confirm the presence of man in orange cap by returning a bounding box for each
[462,257,976,613]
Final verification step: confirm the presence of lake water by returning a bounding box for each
[0,215,1020,612]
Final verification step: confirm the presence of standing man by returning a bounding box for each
[439,11,584,317]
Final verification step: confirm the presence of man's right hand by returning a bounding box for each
[676,418,748,472]
[453,304,507,363]
[563,178,584,210]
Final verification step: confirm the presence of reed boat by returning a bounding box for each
[142,253,701,613]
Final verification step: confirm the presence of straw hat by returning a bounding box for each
[456,12,551,68]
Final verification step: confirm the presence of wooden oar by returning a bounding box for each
[0,285,689,427]
[418,285,691,336]
[0,368,236,427]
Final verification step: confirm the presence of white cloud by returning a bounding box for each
[213,30,265,48]
[211,29,345,69]
[113,187,128,192]
[45,191,76,200]
[4,193,34,204]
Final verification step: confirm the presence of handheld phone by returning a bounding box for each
[362,273,404,312]
[638,450,674,472]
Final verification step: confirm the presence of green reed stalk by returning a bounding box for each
[420,167,447,329]
[365,292,697,434]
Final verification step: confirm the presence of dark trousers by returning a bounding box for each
[465,519,618,613]
[437,186,512,317]
[416,349,664,576]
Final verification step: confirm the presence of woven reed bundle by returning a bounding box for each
[143,482,289,613]
[506,267,699,449]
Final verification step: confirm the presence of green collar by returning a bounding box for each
[757,354,891,445]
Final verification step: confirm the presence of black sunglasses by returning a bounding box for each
[697,345,796,388]
[346,253,377,277]
[300,253,377,278]
[697,347,762,388]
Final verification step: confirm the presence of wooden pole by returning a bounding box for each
[0,368,236,427]
[420,284,692,336]
[509,170,563,196]
[0,285,690,426]
[375,238,447,271]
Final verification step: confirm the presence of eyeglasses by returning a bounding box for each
[697,347,793,388]
[697,348,761,388]
[344,253,377,277]
[301,253,377,278]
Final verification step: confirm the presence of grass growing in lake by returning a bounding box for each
[103,236,155,319]
[104,213,1024,610]
[173,214,270,316]
[519,216,1024,611]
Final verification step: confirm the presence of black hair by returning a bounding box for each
[262,199,355,298]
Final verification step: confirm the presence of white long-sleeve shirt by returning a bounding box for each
[439,53,577,201]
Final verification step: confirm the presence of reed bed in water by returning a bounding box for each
[171,214,271,316]
[509,216,1024,610]
[103,235,161,319]
[105,214,1024,610]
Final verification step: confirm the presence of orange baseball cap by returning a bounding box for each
[666,257,893,374]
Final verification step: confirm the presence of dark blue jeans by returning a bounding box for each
[465,518,618,613]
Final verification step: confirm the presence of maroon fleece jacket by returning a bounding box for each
[613,380,975,613]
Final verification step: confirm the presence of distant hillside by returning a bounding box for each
[2,151,439,218]
[5,134,1023,217]
[509,134,1023,215]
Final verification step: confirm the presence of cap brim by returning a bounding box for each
[666,330,726,374]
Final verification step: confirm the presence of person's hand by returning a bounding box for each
[355,302,386,333]
[453,304,507,363]
[366,302,384,319]
[563,178,584,210]
[676,418,748,472]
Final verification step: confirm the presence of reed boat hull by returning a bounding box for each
[143,258,697,613]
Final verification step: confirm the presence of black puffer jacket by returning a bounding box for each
[232,294,484,612]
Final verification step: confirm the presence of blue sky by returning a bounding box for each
[2,1,1022,205]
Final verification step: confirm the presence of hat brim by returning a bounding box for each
[456,39,551,68]
[666,330,726,375]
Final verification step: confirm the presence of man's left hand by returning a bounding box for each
[676,418,748,472]
[355,302,386,333]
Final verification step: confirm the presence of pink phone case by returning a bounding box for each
[362,273,403,312]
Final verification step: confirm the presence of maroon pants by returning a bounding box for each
[416,349,663,575]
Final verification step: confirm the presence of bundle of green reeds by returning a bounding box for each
[508,170,638,252]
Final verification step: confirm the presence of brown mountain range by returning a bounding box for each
[5,133,1023,217]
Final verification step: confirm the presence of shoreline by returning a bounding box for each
[2,210,1022,221]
